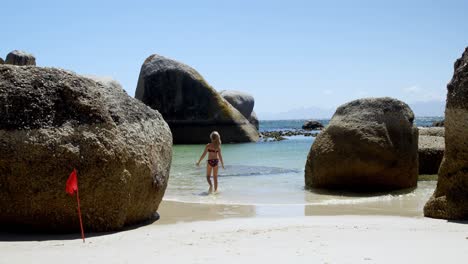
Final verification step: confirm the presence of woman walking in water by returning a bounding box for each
[196,131,225,193]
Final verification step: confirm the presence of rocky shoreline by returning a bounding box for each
[260,125,443,142]
[260,130,319,141]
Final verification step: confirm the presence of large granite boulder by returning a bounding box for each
[219,90,254,118]
[302,120,324,130]
[5,50,36,66]
[0,65,172,232]
[418,135,444,175]
[249,111,259,130]
[0,58,4,64]
[135,54,259,143]
[219,90,258,130]
[305,97,418,191]
[425,48,468,220]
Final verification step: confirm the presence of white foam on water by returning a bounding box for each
[163,185,435,207]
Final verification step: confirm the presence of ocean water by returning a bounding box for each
[259,116,443,132]
[164,117,442,214]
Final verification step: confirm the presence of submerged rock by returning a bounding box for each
[305,97,418,191]
[135,54,258,143]
[425,48,468,220]
[302,120,324,130]
[5,50,36,66]
[0,65,172,232]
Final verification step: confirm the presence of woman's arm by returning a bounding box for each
[218,148,225,169]
[196,145,209,166]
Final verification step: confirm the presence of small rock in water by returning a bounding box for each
[260,129,319,141]
[431,120,444,127]
[302,119,324,130]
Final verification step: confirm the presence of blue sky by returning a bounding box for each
[2,0,467,117]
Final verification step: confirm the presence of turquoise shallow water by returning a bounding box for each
[164,118,441,208]
[167,136,313,204]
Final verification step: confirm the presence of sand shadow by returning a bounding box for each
[306,186,416,198]
[447,219,468,225]
[196,190,221,196]
[0,213,161,242]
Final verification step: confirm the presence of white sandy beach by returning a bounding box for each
[1,213,467,264]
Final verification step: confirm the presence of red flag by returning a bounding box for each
[66,169,78,195]
[65,168,85,243]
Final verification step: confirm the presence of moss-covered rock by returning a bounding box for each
[135,54,259,143]
[219,90,258,131]
[249,111,259,130]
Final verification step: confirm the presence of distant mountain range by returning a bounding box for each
[258,100,445,120]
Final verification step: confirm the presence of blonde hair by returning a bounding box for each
[210,131,221,149]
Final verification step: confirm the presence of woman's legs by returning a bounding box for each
[213,165,219,192]
[206,164,213,192]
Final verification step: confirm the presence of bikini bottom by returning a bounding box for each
[208,159,219,167]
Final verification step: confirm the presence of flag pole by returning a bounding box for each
[76,178,85,243]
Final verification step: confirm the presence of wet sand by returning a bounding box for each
[158,175,437,224]
[156,196,427,225]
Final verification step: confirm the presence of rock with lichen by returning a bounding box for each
[135,54,259,143]
[424,47,468,220]
[0,65,172,232]
[305,97,418,191]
